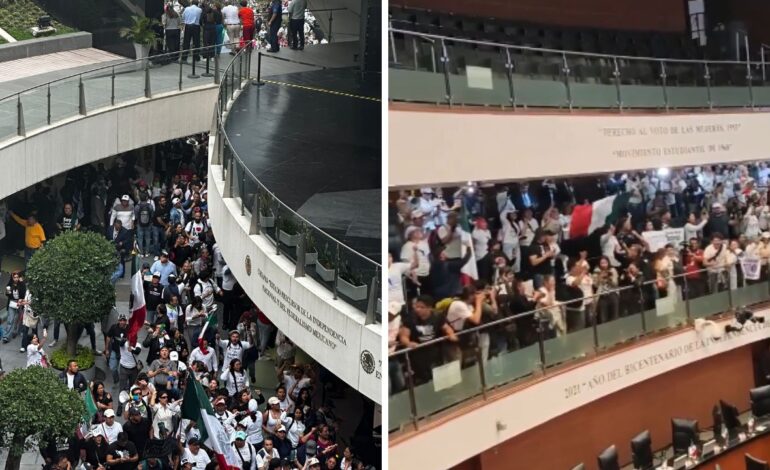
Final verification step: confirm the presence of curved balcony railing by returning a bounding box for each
[210,48,382,323]
[0,43,239,143]
[389,261,770,433]
[389,26,770,110]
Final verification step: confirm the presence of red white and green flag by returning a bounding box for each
[569,193,630,239]
[127,261,147,347]
[181,375,238,469]
[77,390,99,439]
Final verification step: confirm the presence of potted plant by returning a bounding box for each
[258,191,275,228]
[315,243,336,282]
[119,15,159,61]
[50,345,97,382]
[337,261,368,301]
[278,217,299,247]
[298,229,318,265]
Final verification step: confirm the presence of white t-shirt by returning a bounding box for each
[446,300,472,332]
[222,4,240,23]
[255,448,280,469]
[283,372,311,401]
[242,414,264,445]
[26,344,44,367]
[119,342,138,369]
[601,234,622,267]
[472,228,492,260]
[400,240,430,277]
[102,421,123,444]
[232,442,256,470]
[183,448,211,469]
[284,417,306,447]
[388,262,411,305]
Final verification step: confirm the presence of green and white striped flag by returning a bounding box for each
[181,376,237,468]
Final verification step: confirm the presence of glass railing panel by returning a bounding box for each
[644,292,688,331]
[150,54,184,95]
[0,96,16,141]
[336,243,377,312]
[484,339,541,388]
[710,63,752,107]
[413,360,482,420]
[19,87,48,133]
[388,383,413,432]
[732,281,770,308]
[445,46,511,107]
[112,61,147,104]
[542,302,595,367]
[82,68,115,112]
[304,224,340,294]
[596,312,645,349]
[753,86,770,106]
[570,56,621,109]
[389,68,447,103]
[48,77,80,124]
[512,51,569,108]
[688,288,731,319]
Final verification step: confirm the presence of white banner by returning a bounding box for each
[664,228,686,248]
[642,228,685,252]
[741,256,762,281]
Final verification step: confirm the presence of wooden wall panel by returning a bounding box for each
[472,344,757,470]
[391,0,686,33]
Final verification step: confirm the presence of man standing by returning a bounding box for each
[3,272,25,344]
[222,0,241,53]
[145,272,165,325]
[59,360,88,393]
[110,195,135,235]
[152,195,171,257]
[105,314,129,384]
[151,251,178,287]
[238,0,256,50]
[135,194,155,257]
[9,211,46,265]
[182,0,203,62]
[107,220,132,279]
[287,0,306,50]
[266,0,282,53]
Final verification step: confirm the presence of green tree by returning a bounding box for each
[0,367,84,470]
[26,231,118,357]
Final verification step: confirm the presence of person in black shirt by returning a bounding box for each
[145,273,164,325]
[123,410,151,461]
[83,431,110,469]
[398,295,456,385]
[56,203,80,234]
[153,196,171,257]
[104,315,129,383]
[528,230,557,289]
[171,234,194,268]
[107,432,138,470]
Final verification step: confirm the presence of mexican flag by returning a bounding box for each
[77,390,99,439]
[181,376,238,469]
[569,193,631,239]
[127,259,147,347]
[197,307,218,352]
[459,203,478,282]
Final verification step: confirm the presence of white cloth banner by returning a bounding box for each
[664,228,685,248]
[643,228,685,252]
[741,256,762,281]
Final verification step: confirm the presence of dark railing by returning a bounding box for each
[389,27,770,110]
[210,47,382,323]
[389,261,770,432]
[0,43,240,143]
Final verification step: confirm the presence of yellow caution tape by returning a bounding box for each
[261,79,381,102]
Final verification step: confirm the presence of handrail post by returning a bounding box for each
[639,287,647,333]
[295,228,306,278]
[727,268,734,311]
[202,53,213,78]
[746,50,755,108]
[562,52,573,111]
[439,39,452,106]
[189,51,200,79]
[591,302,599,349]
[365,272,378,325]
[144,61,151,98]
[683,276,692,322]
[475,331,488,400]
[111,66,116,105]
[762,47,766,82]
[250,194,261,235]
[79,77,87,115]
[536,313,546,373]
[253,52,265,86]
[412,37,418,71]
[328,9,334,43]
[224,156,234,198]
[275,214,281,255]
[389,19,398,64]
[16,96,25,137]
[660,60,669,112]
[230,64,235,100]
[237,53,243,88]
[504,48,516,110]
[46,83,51,125]
[332,244,340,300]
[214,53,221,85]
[240,171,246,215]
[612,57,622,111]
[178,51,183,90]
[403,351,419,430]
[704,63,713,110]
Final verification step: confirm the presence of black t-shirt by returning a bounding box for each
[171,245,194,267]
[403,313,447,344]
[108,441,138,470]
[108,324,129,353]
[154,203,170,228]
[145,283,164,311]
[123,418,151,459]
[59,214,78,232]
[528,244,554,276]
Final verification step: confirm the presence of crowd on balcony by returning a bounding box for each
[0,134,376,469]
[388,161,770,391]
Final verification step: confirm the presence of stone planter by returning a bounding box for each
[259,214,275,228]
[338,277,367,301]
[279,230,298,247]
[315,262,335,282]
[305,252,318,265]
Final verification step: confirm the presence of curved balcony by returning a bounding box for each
[0,45,230,200]
[208,49,382,403]
[389,28,770,109]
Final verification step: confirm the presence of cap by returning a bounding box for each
[118,313,128,320]
[388,301,403,316]
[172,197,181,205]
[306,457,320,466]
[130,385,140,394]
[248,398,259,413]
[229,329,240,336]
[169,351,179,361]
[128,407,141,416]
[168,273,176,279]
[305,440,317,455]
[420,187,434,194]
[121,194,130,201]
[268,396,280,406]
[187,437,200,445]
[180,458,190,465]
[234,431,247,441]
[276,425,286,432]
[152,271,161,278]
[214,397,226,406]
[160,250,169,257]
[104,409,115,418]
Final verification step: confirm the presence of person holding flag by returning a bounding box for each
[118,256,147,391]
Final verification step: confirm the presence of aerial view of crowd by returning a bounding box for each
[388,162,770,388]
[0,135,376,469]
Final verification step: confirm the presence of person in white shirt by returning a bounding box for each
[220,359,250,397]
[499,209,521,272]
[255,438,280,469]
[243,399,264,449]
[221,0,241,51]
[703,233,729,294]
[182,438,211,469]
[284,407,314,450]
[600,224,624,268]
[109,195,135,231]
[231,431,257,470]
[189,338,219,373]
[193,270,221,311]
[217,330,251,372]
[280,364,312,402]
[25,332,46,368]
[684,212,709,242]
[446,286,484,336]
[387,252,417,305]
[400,227,430,283]
[518,209,539,249]
[436,212,464,259]
[471,218,492,282]
[101,409,123,444]
[537,275,565,337]
[564,260,593,332]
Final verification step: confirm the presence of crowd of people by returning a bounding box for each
[388,162,770,390]
[156,0,327,61]
[0,134,376,469]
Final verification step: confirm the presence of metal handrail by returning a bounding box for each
[390,26,767,66]
[212,47,382,317]
[0,42,240,104]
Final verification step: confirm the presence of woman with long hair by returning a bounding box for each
[592,256,619,323]
[162,3,181,54]
[219,358,249,397]
[91,381,113,416]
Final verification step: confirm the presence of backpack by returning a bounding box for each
[138,203,152,227]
